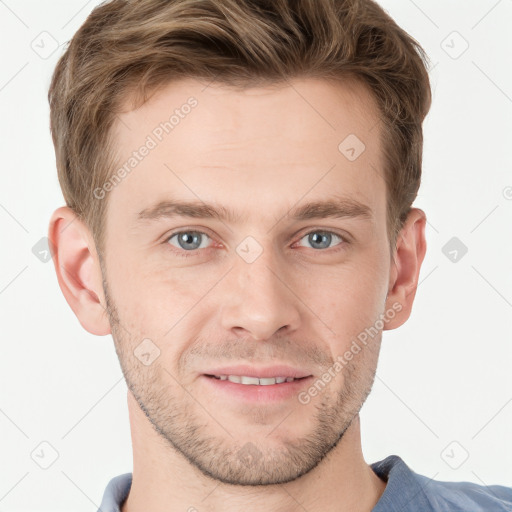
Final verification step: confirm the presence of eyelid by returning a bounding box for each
[163,229,216,259]
[163,227,350,244]
[292,228,349,251]
[163,226,214,242]
[163,227,350,259]
[164,228,215,247]
[293,227,351,244]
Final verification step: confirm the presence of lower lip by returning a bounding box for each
[200,375,313,402]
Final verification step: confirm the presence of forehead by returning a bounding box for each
[107,77,385,231]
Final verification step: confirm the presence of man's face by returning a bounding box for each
[102,78,393,485]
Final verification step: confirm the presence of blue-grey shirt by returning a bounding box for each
[97,455,512,511]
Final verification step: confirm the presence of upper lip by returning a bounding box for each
[203,365,312,379]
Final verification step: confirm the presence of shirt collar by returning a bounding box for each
[97,455,433,512]
[370,454,434,511]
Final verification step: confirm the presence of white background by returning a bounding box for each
[0,0,511,510]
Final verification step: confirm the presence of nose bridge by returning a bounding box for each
[219,244,301,341]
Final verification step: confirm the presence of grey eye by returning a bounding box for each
[168,231,211,251]
[298,231,343,250]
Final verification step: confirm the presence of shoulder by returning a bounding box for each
[371,455,512,512]
[417,473,512,512]
[97,473,132,512]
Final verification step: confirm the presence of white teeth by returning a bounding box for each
[259,377,277,385]
[240,376,260,385]
[214,375,297,385]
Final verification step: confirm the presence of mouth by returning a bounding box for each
[200,366,313,402]
[204,374,310,386]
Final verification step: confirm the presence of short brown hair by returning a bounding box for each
[49,0,431,257]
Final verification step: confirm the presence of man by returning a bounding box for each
[47,0,512,511]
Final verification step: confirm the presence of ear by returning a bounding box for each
[48,206,111,336]
[383,208,427,330]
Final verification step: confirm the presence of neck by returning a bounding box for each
[122,393,386,512]
[122,392,386,512]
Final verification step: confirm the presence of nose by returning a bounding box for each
[219,249,302,341]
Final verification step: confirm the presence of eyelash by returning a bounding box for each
[164,229,349,259]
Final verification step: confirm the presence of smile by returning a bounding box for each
[206,375,306,385]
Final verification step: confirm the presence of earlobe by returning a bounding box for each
[48,206,111,336]
[383,208,427,331]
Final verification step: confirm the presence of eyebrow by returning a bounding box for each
[136,196,373,225]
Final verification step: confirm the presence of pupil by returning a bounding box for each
[310,232,330,249]
[179,232,200,250]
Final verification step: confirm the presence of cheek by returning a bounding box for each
[295,255,388,342]
[109,260,221,342]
